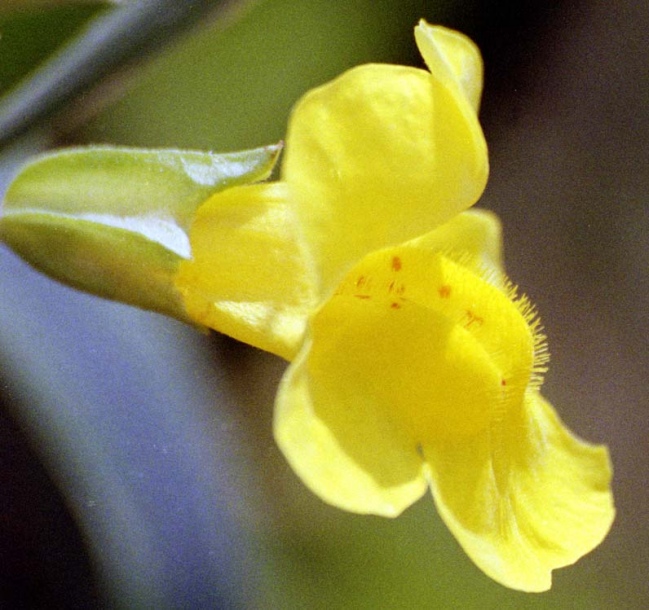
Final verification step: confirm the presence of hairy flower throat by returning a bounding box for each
[310,249,542,441]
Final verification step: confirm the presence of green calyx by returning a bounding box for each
[0,143,281,323]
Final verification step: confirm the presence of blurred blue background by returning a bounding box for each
[0,0,646,607]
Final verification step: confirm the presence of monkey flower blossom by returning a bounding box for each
[0,21,614,592]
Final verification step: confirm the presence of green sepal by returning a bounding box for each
[0,213,194,321]
[2,143,282,229]
[0,143,282,323]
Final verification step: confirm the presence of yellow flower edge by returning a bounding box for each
[426,392,614,591]
[414,21,483,113]
[282,22,488,295]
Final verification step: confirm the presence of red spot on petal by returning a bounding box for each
[389,280,406,295]
[438,285,452,298]
[390,302,401,309]
[501,379,507,386]
[391,256,402,271]
[464,310,484,328]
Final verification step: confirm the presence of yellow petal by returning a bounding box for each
[283,54,488,295]
[274,340,428,517]
[424,392,615,591]
[275,245,534,515]
[174,182,317,360]
[415,21,483,112]
[407,208,504,280]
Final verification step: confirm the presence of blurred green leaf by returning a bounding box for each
[2,143,280,227]
[0,0,117,10]
[80,0,455,151]
[0,3,112,95]
[0,1,233,149]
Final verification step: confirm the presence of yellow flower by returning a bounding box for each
[174,21,614,591]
